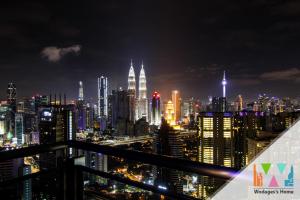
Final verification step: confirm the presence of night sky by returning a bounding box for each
[1,1,300,102]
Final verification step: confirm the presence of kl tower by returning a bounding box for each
[222,70,227,98]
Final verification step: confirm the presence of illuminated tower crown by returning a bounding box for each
[138,62,147,99]
[78,81,84,101]
[222,71,227,98]
[128,59,136,93]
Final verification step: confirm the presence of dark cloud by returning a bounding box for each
[41,45,81,62]
[231,78,261,86]
[260,68,300,82]
[272,1,300,16]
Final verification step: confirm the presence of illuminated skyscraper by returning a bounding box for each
[222,71,227,98]
[197,112,234,167]
[171,90,181,122]
[21,164,32,200]
[163,100,175,125]
[128,60,136,91]
[128,60,137,122]
[78,81,84,101]
[197,112,234,197]
[97,76,108,117]
[151,92,161,126]
[234,95,243,111]
[15,113,24,145]
[7,82,17,106]
[77,81,86,131]
[138,62,148,121]
[153,120,183,193]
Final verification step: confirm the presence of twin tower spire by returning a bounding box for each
[128,60,148,121]
[128,59,147,99]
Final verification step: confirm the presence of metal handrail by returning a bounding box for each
[0,141,239,200]
[0,142,67,162]
[0,141,238,179]
[77,165,199,200]
[68,140,238,180]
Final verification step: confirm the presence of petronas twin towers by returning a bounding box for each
[128,60,148,121]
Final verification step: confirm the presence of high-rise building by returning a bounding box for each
[197,112,234,167]
[197,112,234,198]
[0,104,8,137]
[128,61,136,122]
[7,83,17,136]
[151,92,161,126]
[15,113,24,145]
[109,88,133,136]
[138,63,148,121]
[20,164,32,200]
[76,103,86,131]
[7,83,17,108]
[134,117,149,136]
[97,76,108,118]
[181,99,190,118]
[212,97,227,112]
[233,111,265,168]
[247,131,277,162]
[39,104,75,172]
[78,81,84,101]
[258,94,269,112]
[234,95,243,111]
[163,100,175,125]
[85,152,108,184]
[39,104,75,144]
[153,120,183,193]
[33,95,48,113]
[85,103,94,130]
[128,60,136,91]
[171,90,181,122]
[77,81,86,131]
[0,158,23,198]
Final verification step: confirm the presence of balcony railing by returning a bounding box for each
[0,141,238,200]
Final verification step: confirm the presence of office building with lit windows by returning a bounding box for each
[77,81,86,131]
[15,113,24,145]
[163,100,175,126]
[153,120,183,194]
[197,112,234,167]
[151,91,161,126]
[212,97,227,112]
[97,76,108,118]
[196,112,234,197]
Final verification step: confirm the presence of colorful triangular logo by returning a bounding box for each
[277,163,286,174]
[261,163,271,174]
[268,176,279,187]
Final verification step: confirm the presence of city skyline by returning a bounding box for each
[0,62,299,103]
[1,1,300,200]
[1,1,300,101]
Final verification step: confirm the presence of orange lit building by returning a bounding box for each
[171,90,181,123]
[163,100,175,125]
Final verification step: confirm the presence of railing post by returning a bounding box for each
[74,166,83,200]
[65,158,83,200]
